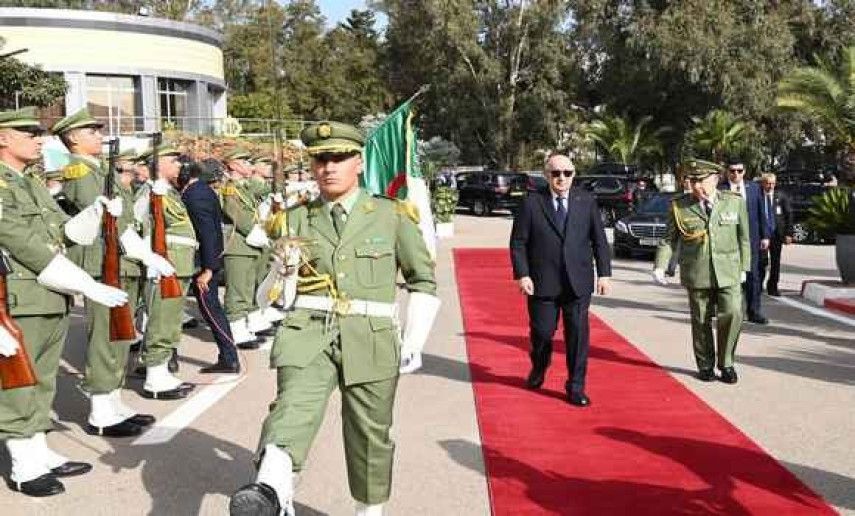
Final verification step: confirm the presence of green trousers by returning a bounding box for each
[142,277,190,367]
[687,285,743,370]
[0,314,69,440]
[225,255,258,321]
[255,249,271,310]
[82,277,140,394]
[259,341,399,505]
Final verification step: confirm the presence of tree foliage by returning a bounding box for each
[0,38,67,110]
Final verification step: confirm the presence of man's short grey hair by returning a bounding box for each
[544,153,573,172]
[761,172,776,182]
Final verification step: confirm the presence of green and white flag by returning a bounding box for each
[362,98,437,257]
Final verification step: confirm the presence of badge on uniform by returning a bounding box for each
[720,212,737,224]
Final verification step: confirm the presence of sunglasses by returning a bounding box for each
[550,169,575,178]
[728,168,745,173]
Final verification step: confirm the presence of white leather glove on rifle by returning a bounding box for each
[399,292,441,374]
[652,268,668,285]
[37,254,128,307]
[119,228,175,277]
[245,224,270,248]
[64,200,103,245]
[0,326,19,357]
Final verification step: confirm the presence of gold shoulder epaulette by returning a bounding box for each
[62,162,90,180]
[221,185,238,196]
[0,178,8,189]
[720,190,740,197]
[394,199,420,224]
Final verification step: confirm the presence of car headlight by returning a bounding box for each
[615,220,629,233]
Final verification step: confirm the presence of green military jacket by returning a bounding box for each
[0,162,70,317]
[221,179,261,257]
[654,191,750,289]
[60,155,143,278]
[271,189,436,385]
[158,187,197,278]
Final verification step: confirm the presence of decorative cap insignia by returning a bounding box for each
[318,123,332,138]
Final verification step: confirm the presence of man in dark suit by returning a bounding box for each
[510,154,612,407]
[719,158,770,324]
[758,173,793,297]
[181,159,240,373]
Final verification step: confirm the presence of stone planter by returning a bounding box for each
[436,222,454,238]
[835,234,855,284]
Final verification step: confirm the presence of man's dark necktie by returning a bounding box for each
[331,203,346,236]
[703,200,713,216]
[766,195,775,232]
[556,196,567,227]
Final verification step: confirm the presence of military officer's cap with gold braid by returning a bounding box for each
[301,121,364,156]
[682,158,724,179]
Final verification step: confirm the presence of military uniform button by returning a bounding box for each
[338,272,346,278]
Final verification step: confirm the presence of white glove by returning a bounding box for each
[119,228,175,277]
[399,292,441,374]
[151,178,170,196]
[133,193,149,223]
[245,224,270,248]
[652,268,668,285]
[37,254,128,307]
[272,192,284,204]
[97,195,123,217]
[257,199,272,221]
[0,326,19,357]
[740,271,747,283]
[64,203,102,245]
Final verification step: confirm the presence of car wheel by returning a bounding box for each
[791,223,810,243]
[472,199,488,216]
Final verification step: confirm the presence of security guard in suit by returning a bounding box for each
[136,145,197,399]
[653,159,750,384]
[52,109,173,435]
[0,108,128,496]
[221,149,272,346]
[230,122,440,516]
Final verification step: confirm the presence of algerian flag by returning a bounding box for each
[362,97,437,258]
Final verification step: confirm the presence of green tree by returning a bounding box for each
[0,39,67,110]
[776,46,855,183]
[687,110,749,162]
[584,113,668,167]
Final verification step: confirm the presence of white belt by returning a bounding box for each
[294,295,396,317]
[166,235,199,249]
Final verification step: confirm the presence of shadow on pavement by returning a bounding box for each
[782,460,855,511]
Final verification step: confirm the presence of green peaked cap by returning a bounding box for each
[50,108,104,135]
[301,121,364,156]
[0,107,44,131]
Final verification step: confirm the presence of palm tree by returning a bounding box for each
[687,109,748,162]
[584,113,669,166]
[776,46,855,184]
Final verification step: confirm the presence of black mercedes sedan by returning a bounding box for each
[612,192,679,258]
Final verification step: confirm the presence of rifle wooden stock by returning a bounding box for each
[0,275,36,390]
[150,194,183,298]
[103,138,137,341]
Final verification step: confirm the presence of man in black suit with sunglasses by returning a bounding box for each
[510,154,612,407]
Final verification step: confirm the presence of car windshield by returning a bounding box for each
[638,193,673,214]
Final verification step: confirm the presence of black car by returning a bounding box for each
[455,171,529,216]
[773,169,831,243]
[574,174,657,226]
[613,192,677,258]
[586,162,640,177]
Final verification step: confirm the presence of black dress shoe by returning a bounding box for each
[142,382,195,400]
[697,369,716,382]
[230,483,281,516]
[767,288,781,297]
[182,317,199,330]
[7,474,64,497]
[126,414,156,427]
[200,361,241,374]
[168,349,180,373]
[720,367,738,384]
[747,314,769,324]
[525,366,546,390]
[255,328,276,338]
[85,419,143,437]
[237,340,261,350]
[50,461,93,478]
[568,392,591,407]
[129,340,142,353]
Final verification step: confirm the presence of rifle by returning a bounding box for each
[0,253,37,389]
[103,138,137,341]
[148,132,183,299]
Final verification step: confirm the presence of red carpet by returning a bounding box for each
[454,249,835,516]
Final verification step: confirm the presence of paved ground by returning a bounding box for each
[0,212,852,515]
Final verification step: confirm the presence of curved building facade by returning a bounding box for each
[0,7,227,134]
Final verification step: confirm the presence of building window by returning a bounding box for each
[86,75,142,134]
[158,78,191,130]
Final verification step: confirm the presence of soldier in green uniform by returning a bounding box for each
[249,154,274,200]
[52,109,174,434]
[221,149,273,346]
[653,159,750,384]
[136,145,197,399]
[230,122,440,516]
[0,108,128,496]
